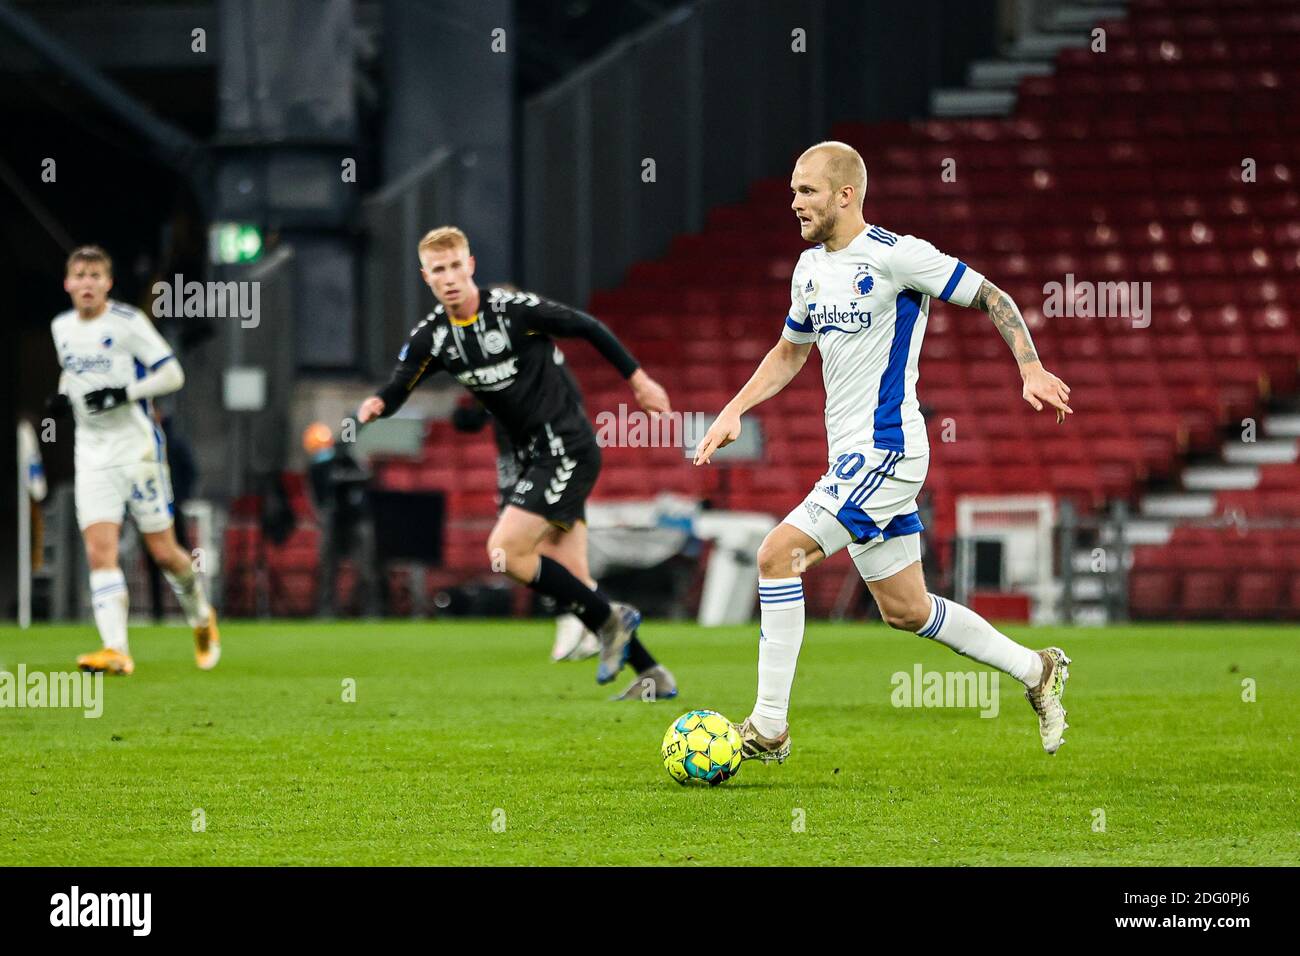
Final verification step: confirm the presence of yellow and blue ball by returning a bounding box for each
[661,709,743,786]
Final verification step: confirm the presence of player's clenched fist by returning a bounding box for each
[357,395,386,424]
[693,409,742,465]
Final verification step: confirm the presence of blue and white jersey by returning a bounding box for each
[50,300,175,470]
[782,224,984,462]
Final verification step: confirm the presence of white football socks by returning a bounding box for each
[163,565,212,629]
[918,594,1042,687]
[89,568,129,654]
[750,577,806,738]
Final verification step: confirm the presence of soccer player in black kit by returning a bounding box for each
[358,226,677,698]
[451,344,601,666]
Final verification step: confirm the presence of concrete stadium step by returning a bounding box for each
[968,59,1054,90]
[1069,575,1107,601]
[1071,605,1111,626]
[1050,576,1113,625]
[1265,414,1300,439]
[938,2,1123,114]
[930,88,1016,117]
[1004,31,1093,61]
[1140,493,1217,520]
[1045,3,1127,31]
[1070,548,1128,574]
[1181,465,1260,491]
[1071,549,1099,573]
[1113,519,1174,546]
[1223,438,1298,465]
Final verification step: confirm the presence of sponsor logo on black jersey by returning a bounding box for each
[456,356,520,389]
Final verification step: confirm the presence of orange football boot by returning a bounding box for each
[76,647,135,676]
[194,610,221,671]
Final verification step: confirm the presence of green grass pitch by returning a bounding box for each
[1,619,1296,865]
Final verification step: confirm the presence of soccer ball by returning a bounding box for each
[661,710,743,786]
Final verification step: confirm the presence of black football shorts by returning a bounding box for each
[505,422,601,529]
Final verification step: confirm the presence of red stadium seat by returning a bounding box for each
[303,0,1300,622]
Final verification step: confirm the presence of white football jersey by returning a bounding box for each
[50,300,175,470]
[782,223,985,461]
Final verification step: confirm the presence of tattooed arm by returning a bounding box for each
[973,279,1073,424]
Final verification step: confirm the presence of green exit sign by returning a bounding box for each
[208,222,264,265]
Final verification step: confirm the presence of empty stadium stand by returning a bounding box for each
[228,0,1300,619]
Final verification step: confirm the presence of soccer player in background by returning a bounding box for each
[694,142,1074,760]
[358,226,677,699]
[48,246,219,675]
[450,282,599,665]
[451,374,602,665]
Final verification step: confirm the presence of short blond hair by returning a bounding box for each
[799,141,868,208]
[418,226,471,258]
[66,244,113,276]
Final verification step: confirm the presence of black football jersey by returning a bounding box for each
[375,287,639,447]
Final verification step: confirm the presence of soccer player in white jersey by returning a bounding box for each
[694,142,1074,760]
[48,246,219,675]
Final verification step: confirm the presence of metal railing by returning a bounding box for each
[358,147,456,380]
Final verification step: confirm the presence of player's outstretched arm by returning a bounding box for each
[520,295,671,416]
[973,279,1073,424]
[357,395,386,424]
[359,322,438,424]
[693,338,811,465]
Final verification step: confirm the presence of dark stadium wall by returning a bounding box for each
[380,0,515,285]
[0,0,217,620]
[521,0,998,308]
[0,344,15,620]
[823,0,1001,123]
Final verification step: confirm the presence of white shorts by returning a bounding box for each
[75,460,174,533]
[783,448,927,582]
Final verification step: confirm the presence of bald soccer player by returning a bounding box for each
[695,142,1075,763]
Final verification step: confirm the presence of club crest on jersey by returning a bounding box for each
[852,267,874,299]
[482,329,509,355]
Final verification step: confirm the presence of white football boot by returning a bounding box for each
[1026,647,1071,754]
[732,718,791,764]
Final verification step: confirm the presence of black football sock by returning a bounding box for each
[530,556,611,633]
[626,636,657,673]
